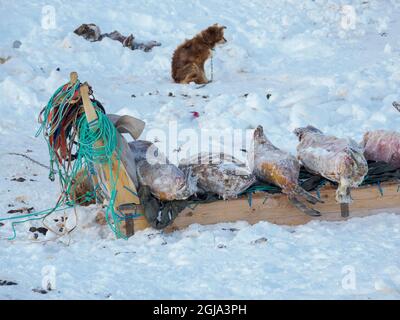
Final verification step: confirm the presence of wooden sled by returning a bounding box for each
[47,72,399,240]
[128,181,400,233]
[69,72,400,236]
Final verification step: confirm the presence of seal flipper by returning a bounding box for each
[288,195,321,217]
[294,185,324,204]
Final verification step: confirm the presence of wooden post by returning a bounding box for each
[340,187,351,217]
[72,72,143,237]
[70,71,78,85]
[340,203,350,218]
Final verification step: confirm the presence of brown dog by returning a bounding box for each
[172,24,227,84]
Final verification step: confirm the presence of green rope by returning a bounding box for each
[242,184,281,195]
[1,82,131,240]
[240,184,281,207]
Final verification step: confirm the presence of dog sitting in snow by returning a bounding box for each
[171,24,227,84]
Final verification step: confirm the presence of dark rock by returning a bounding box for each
[8,207,34,214]
[37,227,48,235]
[32,288,48,294]
[251,237,268,245]
[29,227,48,236]
[13,40,22,49]
[222,227,240,232]
[0,280,17,286]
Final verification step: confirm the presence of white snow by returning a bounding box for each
[1,0,400,299]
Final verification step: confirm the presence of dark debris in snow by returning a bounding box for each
[0,280,17,286]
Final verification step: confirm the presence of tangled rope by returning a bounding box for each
[0,79,129,240]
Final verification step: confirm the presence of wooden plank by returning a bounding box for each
[76,76,148,236]
[130,181,400,233]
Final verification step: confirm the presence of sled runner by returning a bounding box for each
[125,160,400,233]
[174,180,400,230]
[129,180,400,233]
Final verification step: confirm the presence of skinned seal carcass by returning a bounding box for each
[248,125,322,216]
[128,140,196,201]
[179,152,256,199]
[294,125,368,204]
[362,130,400,169]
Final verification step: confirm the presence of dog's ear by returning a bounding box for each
[202,26,218,44]
[213,23,227,29]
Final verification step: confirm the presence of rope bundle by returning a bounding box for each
[0,79,127,240]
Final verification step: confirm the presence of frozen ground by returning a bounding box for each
[1,0,400,299]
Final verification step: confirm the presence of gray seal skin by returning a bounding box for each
[179,152,256,200]
[128,141,197,201]
[294,125,368,204]
[248,125,322,216]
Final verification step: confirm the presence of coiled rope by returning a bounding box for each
[0,80,128,240]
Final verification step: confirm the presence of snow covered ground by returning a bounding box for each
[1,0,400,299]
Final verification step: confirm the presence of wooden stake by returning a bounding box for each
[70,72,78,85]
[340,203,350,218]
